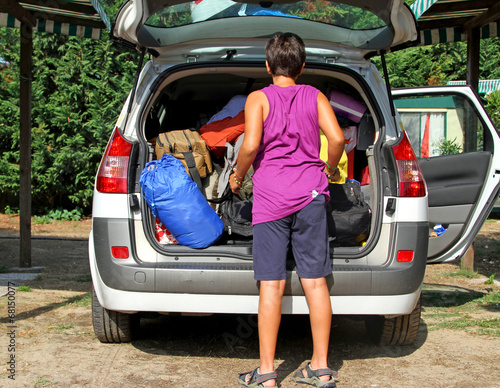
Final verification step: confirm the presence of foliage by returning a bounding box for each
[17,285,32,292]
[0,15,137,214]
[484,90,500,130]
[373,42,468,88]
[147,3,192,27]
[33,207,84,224]
[4,205,18,215]
[374,38,500,90]
[484,273,496,285]
[433,137,463,156]
[1,5,500,214]
[290,1,383,29]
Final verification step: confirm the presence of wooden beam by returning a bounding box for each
[466,28,480,93]
[464,27,480,154]
[463,2,500,31]
[19,0,97,16]
[422,0,496,16]
[19,19,32,268]
[418,16,473,30]
[461,244,474,271]
[0,0,34,24]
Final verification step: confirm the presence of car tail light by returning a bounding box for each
[397,250,414,263]
[96,128,133,193]
[112,246,129,259]
[391,132,426,197]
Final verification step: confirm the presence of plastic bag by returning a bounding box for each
[140,155,224,248]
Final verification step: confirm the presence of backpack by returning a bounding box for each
[209,134,254,237]
[155,129,212,193]
[326,181,371,246]
[219,186,253,237]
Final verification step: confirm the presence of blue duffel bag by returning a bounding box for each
[140,154,224,248]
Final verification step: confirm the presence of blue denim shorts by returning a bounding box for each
[252,194,331,281]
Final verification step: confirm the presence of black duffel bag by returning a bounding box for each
[326,181,371,246]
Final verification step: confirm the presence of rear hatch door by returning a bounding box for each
[112,0,418,63]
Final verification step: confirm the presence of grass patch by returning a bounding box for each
[422,289,500,337]
[33,377,58,387]
[17,285,31,292]
[49,323,75,334]
[74,274,92,282]
[442,268,480,279]
[64,293,91,308]
[0,264,9,273]
[479,290,500,308]
[422,287,483,307]
[484,273,497,285]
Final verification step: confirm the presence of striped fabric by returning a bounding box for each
[90,0,111,31]
[447,79,500,94]
[411,0,439,20]
[0,12,102,39]
[420,21,499,46]
[411,0,499,45]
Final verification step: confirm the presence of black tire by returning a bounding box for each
[91,288,138,343]
[365,295,421,346]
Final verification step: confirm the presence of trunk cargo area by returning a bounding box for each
[139,64,378,254]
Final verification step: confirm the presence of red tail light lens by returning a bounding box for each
[397,250,414,263]
[96,128,133,193]
[392,132,426,197]
[112,246,129,259]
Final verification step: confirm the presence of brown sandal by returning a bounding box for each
[238,367,278,387]
[293,362,337,387]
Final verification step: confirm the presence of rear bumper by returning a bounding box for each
[90,217,427,316]
[92,268,422,316]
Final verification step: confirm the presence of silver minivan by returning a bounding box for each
[89,0,500,345]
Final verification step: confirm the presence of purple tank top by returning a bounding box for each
[252,84,330,225]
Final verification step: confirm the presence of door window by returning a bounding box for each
[394,94,485,158]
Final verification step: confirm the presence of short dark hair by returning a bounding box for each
[266,32,306,78]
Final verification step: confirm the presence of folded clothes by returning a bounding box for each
[207,95,247,123]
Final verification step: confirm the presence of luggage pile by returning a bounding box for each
[141,92,371,248]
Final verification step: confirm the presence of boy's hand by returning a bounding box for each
[229,173,241,194]
[325,167,341,182]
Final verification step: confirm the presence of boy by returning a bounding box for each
[231,32,344,388]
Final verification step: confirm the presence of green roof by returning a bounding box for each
[0,0,110,39]
[394,96,457,109]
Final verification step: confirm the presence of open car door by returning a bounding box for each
[393,86,500,263]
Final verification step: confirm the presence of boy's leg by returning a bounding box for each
[252,218,290,380]
[301,276,332,380]
[258,279,286,376]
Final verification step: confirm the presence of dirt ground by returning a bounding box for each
[1,214,499,388]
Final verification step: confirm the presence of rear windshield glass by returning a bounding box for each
[145,0,386,30]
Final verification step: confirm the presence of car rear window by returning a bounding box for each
[145,0,386,30]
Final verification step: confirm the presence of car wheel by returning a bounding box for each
[364,294,421,346]
[91,287,138,343]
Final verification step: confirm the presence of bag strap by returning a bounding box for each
[163,133,174,153]
[182,151,205,197]
[182,130,193,152]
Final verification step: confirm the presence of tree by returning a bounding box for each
[0,17,138,214]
